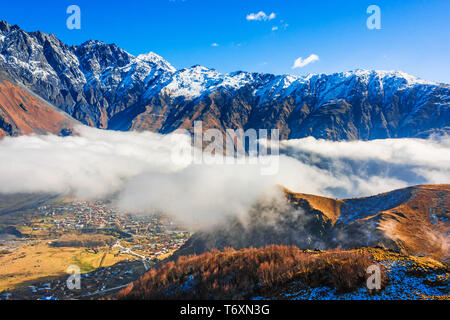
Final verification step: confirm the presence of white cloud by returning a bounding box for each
[292,54,319,69]
[246,11,276,21]
[0,126,449,229]
[211,43,219,47]
[271,26,279,31]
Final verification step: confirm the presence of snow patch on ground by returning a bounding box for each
[252,259,448,300]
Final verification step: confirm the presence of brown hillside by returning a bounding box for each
[117,246,449,300]
[0,79,76,137]
[284,189,343,224]
[177,185,449,262]
[289,185,449,261]
[117,246,386,300]
[377,185,449,261]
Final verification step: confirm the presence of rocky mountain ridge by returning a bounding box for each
[0,20,449,140]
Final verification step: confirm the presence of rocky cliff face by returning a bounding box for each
[0,21,176,129]
[0,20,449,140]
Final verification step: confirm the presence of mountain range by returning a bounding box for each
[0,20,449,140]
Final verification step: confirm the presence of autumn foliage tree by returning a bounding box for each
[117,245,386,300]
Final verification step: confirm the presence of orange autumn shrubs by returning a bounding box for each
[117,246,386,300]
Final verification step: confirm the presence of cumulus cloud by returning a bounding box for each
[292,54,319,69]
[0,125,449,228]
[246,11,276,21]
[211,43,219,47]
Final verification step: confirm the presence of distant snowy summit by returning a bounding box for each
[0,20,448,140]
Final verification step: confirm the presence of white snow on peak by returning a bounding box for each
[161,66,254,99]
[157,67,441,102]
[161,66,221,98]
[340,69,437,86]
[380,70,437,86]
[0,20,444,107]
[134,52,176,73]
[255,74,300,99]
[221,71,255,91]
[282,74,299,87]
[299,69,437,89]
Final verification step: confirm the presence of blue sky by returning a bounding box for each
[1,0,449,82]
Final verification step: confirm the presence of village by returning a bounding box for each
[0,199,191,300]
[33,200,190,257]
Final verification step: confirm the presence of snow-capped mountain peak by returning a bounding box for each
[161,65,221,98]
[159,66,260,99]
[336,69,438,87]
[134,52,176,73]
[0,21,448,140]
